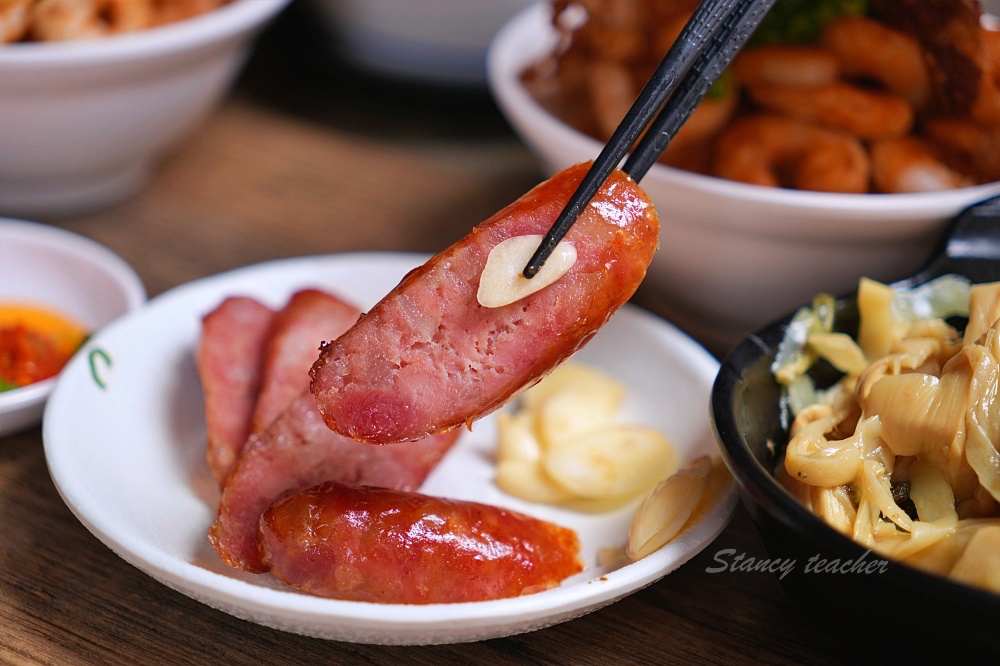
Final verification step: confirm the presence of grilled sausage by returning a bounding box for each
[258,481,583,603]
[309,162,659,444]
[210,391,461,573]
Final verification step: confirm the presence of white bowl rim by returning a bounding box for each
[487,2,1000,219]
[0,0,290,68]
[0,217,147,305]
[0,375,55,412]
[0,217,147,416]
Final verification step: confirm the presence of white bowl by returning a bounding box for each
[0,219,146,437]
[309,0,533,87]
[0,0,290,218]
[487,3,1000,349]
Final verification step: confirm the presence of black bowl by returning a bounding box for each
[709,196,1000,654]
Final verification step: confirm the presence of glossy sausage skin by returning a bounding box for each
[210,392,460,573]
[258,482,583,603]
[309,162,659,444]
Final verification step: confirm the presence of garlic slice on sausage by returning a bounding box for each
[478,235,576,308]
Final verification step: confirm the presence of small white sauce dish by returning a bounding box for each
[0,219,145,437]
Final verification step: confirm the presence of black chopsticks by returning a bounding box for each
[522,0,776,279]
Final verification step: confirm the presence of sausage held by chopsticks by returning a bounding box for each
[309,162,660,444]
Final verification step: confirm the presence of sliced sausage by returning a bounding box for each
[198,296,276,486]
[310,162,659,444]
[251,288,360,433]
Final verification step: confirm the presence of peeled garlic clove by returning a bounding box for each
[477,235,576,308]
[536,380,626,448]
[626,455,713,561]
[496,411,542,463]
[542,425,677,499]
[523,361,626,412]
[495,458,575,504]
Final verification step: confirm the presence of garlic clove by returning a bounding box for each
[495,458,575,504]
[543,425,677,499]
[626,455,713,561]
[477,235,576,308]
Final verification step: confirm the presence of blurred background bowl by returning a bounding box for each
[308,0,533,88]
[487,2,1000,353]
[0,218,146,437]
[0,0,291,219]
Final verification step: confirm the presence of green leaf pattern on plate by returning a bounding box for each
[88,348,112,390]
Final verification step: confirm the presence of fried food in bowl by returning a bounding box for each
[488,0,1000,350]
[0,0,233,43]
[0,0,290,218]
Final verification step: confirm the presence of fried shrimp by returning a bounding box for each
[3,0,228,42]
[30,0,152,40]
[569,0,645,64]
[0,0,31,42]
[869,0,982,116]
[822,15,931,109]
[731,45,841,87]
[924,117,1000,183]
[658,86,738,173]
[746,81,914,140]
[583,36,737,173]
[870,136,973,194]
[713,114,870,193]
[971,24,1000,126]
[585,58,636,141]
[150,0,224,26]
[524,0,1000,193]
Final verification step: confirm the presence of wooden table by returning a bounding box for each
[1,8,861,664]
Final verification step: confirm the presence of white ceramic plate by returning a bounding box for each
[0,218,145,437]
[43,252,735,645]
